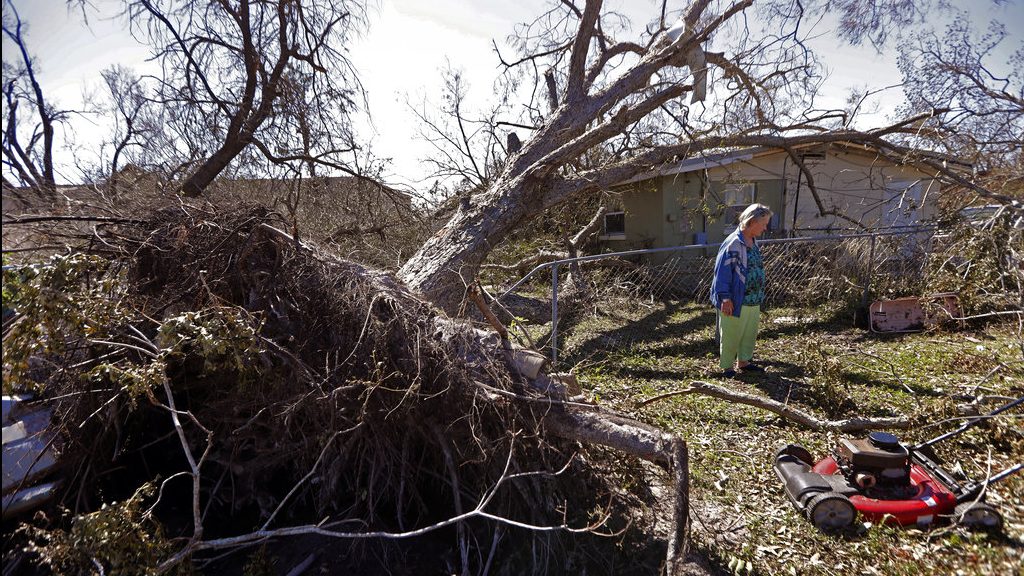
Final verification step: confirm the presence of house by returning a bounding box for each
[599,142,951,251]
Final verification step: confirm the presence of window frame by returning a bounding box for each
[722,183,756,234]
[601,210,626,239]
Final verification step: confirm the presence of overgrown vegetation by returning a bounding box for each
[926,208,1024,316]
[16,484,180,576]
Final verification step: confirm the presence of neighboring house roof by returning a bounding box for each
[210,175,418,243]
[3,171,414,218]
[210,175,414,214]
[619,141,970,185]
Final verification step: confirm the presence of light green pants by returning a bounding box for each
[719,305,761,369]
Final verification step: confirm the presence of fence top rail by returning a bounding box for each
[498,226,936,300]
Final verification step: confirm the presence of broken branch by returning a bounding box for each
[638,381,912,432]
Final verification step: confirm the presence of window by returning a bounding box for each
[799,151,826,166]
[602,211,625,238]
[713,181,780,236]
[722,183,755,232]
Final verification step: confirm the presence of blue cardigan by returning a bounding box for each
[710,230,755,318]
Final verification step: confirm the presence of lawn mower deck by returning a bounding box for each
[774,397,1023,532]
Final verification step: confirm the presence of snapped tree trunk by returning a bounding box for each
[399,174,546,313]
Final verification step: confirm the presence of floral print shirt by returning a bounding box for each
[743,243,765,305]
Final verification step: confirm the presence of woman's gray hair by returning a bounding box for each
[738,203,773,230]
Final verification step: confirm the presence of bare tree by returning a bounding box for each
[397,0,996,314]
[1,1,66,198]
[820,0,929,47]
[896,14,1023,174]
[121,0,370,196]
[410,65,508,190]
[95,65,154,187]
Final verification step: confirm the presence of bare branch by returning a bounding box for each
[564,0,603,102]
[639,381,912,432]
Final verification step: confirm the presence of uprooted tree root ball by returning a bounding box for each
[3,204,670,575]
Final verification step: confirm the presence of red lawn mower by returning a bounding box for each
[774,396,1023,531]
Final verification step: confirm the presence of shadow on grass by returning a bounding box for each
[617,362,897,422]
[560,301,717,366]
[757,318,849,340]
[560,300,940,419]
[838,368,946,398]
[750,356,943,403]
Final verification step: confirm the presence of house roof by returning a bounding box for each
[619,140,971,185]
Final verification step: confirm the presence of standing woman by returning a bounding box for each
[710,203,773,377]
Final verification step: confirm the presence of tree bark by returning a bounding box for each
[398,174,547,312]
[181,140,249,197]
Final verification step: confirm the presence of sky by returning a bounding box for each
[348,0,548,187]
[3,0,1022,189]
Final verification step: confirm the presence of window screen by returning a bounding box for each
[604,211,625,235]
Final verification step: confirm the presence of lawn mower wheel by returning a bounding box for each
[806,491,856,530]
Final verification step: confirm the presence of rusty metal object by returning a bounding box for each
[869,292,960,333]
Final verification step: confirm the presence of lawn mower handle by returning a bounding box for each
[986,462,1024,485]
[911,395,1024,452]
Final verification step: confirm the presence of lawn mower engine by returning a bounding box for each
[833,433,916,500]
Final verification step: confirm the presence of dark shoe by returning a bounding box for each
[741,362,765,373]
[720,369,737,378]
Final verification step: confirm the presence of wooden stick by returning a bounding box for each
[468,284,507,339]
[665,437,690,572]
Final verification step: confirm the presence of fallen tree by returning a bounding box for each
[3,205,695,575]
[398,0,1022,315]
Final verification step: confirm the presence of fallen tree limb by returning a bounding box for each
[543,407,675,465]
[541,405,691,574]
[16,208,701,576]
[153,437,605,575]
[2,214,145,225]
[469,284,508,339]
[666,437,690,571]
[638,381,912,432]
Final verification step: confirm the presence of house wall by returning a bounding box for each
[607,145,943,252]
[800,150,940,231]
[661,173,706,246]
[610,179,663,251]
[704,147,942,234]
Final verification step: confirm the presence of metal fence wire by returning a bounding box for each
[494,228,938,362]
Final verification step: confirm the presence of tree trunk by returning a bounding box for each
[399,174,545,313]
[181,139,249,197]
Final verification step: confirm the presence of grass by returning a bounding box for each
[557,299,1023,576]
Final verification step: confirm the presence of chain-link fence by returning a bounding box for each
[493,228,938,362]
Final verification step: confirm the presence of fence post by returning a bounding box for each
[551,264,559,364]
[861,233,877,309]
